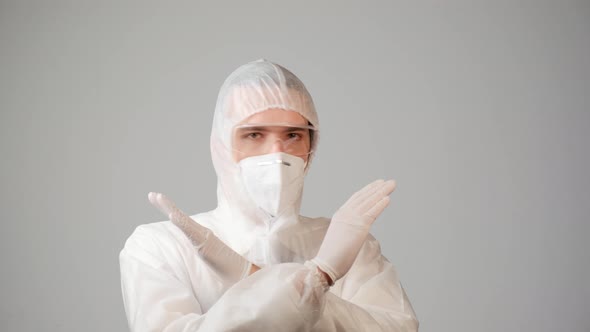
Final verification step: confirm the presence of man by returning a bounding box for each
[119,59,418,331]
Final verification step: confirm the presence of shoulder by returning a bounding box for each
[298,215,330,230]
[123,212,215,250]
[123,220,183,249]
[361,233,383,256]
[119,213,214,270]
[120,221,183,267]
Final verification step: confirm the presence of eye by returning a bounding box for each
[287,132,302,140]
[245,132,262,140]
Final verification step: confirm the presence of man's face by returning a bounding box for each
[232,108,313,163]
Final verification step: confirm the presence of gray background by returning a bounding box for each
[1,1,588,331]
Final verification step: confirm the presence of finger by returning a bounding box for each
[169,210,209,244]
[382,179,396,196]
[157,193,179,216]
[365,196,390,221]
[148,192,171,216]
[347,179,384,205]
[169,210,190,229]
[357,179,396,212]
[148,192,157,205]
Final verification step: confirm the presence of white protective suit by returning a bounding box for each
[119,59,419,331]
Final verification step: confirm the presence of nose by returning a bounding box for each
[270,139,285,153]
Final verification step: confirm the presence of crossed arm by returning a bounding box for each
[120,180,418,331]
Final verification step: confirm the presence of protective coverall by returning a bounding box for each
[119,59,419,331]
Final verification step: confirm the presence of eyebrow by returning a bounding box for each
[236,126,270,132]
[236,126,308,133]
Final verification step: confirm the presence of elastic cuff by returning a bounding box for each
[240,262,253,280]
[309,258,337,286]
[304,261,331,291]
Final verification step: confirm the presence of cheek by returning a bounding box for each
[233,151,241,163]
[231,138,242,163]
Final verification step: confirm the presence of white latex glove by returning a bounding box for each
[311,179,396,284]
[148,192,254,282]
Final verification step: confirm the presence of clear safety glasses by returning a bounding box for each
[232,123,316,159]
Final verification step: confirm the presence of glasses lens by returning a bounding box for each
[233,124,315,158]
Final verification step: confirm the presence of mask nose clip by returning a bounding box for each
[257,159,292,167]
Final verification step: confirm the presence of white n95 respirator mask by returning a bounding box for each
[239,152,306,217]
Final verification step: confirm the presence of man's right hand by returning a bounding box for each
[148,192,259,281]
